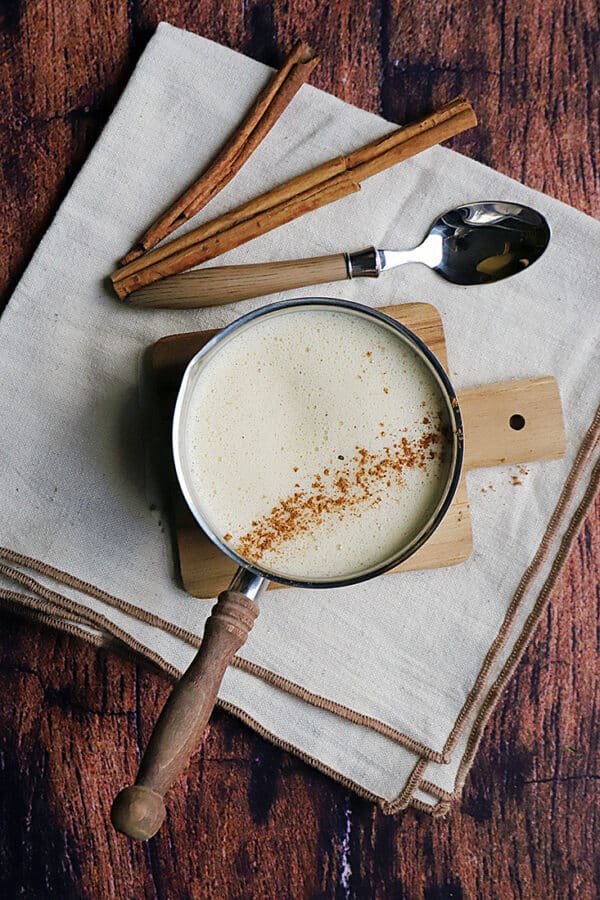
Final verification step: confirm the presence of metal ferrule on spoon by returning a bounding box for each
[124,244,435,309]
[344,238,442,278]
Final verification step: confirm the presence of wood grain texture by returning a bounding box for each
[127,253,352,307]
[460,376,567,469]
[0,1,598,897]
[112,591,260,841]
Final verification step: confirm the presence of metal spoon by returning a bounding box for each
[127,201,551,309]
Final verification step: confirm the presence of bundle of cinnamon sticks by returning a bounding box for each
[111,44,476,301]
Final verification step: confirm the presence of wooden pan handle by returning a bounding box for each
[125,254,350,309]
[111,590,259,840]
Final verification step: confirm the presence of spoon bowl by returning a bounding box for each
[428,201,551,285]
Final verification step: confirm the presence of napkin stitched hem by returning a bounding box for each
[3,402,598,763]
[406,424,600,815]
[440,404,600,753]
[0,586,428,814]
[1,405,598,815]
[419,779,453,801]
[441,445,600,806]
[0,551,445,762]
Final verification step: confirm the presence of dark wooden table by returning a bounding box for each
[1,2,598,897]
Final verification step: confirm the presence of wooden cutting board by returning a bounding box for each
[147,302,566,598]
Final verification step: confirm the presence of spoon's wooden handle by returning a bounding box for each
[126,254,349,308]
[111,590,259,840]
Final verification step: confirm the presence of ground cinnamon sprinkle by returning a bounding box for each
[236,427,443,563]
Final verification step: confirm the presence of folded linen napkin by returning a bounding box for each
[1,23,598,815]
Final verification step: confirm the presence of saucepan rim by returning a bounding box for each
[172,297,464,589]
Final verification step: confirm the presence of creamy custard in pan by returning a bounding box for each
[182,307,453,581]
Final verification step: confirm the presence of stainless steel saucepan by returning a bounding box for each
[111,298,463,839]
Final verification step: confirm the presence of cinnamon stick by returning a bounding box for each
[112,96,476,299]
[113,98,473,288]
[120,42,320,265]
[345,96,474,175]
[112,155,348,284]
[115,173,360,296]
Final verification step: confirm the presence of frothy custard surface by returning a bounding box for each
[182,307,453,581]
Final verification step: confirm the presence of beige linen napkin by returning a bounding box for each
[1,23,598,815]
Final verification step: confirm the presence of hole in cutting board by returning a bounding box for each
[509,414,526,430]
